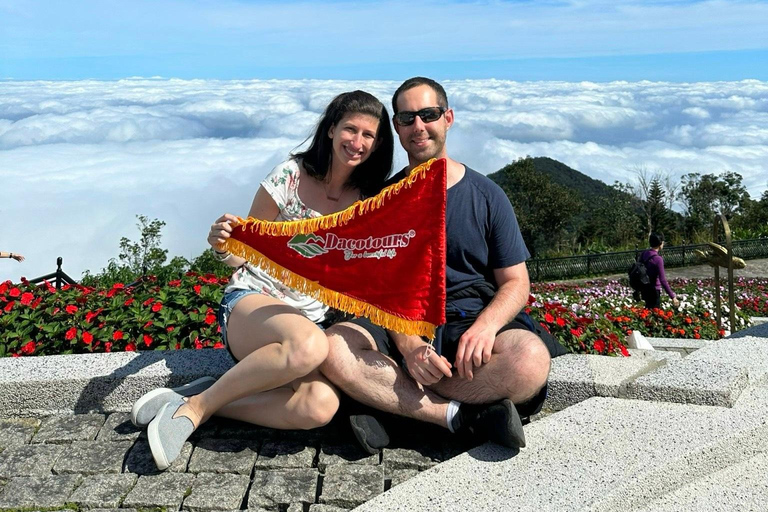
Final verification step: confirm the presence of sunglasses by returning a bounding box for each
[393,106,447,126]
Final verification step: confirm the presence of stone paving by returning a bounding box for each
[0,406,474,511]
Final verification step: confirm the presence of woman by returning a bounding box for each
[131,90,394,470]
[638,232,680,309]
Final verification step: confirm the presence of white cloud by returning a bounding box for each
[2,78,767,282]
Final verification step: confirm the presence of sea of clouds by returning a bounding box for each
[2,78,767,282]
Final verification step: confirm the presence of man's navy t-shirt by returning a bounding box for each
[388,165,530,315]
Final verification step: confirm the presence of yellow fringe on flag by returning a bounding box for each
[222,237,437,339]
[231,158,438,235]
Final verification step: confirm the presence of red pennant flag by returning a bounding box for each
[222,158,447,338]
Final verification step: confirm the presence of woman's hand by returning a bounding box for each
[11,253,25,262]
[208,214,239,251]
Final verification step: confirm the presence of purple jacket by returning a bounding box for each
[641,249,675,298]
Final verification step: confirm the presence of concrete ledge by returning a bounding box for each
[646,337,712,350]
[626,359,749,407]
[545,353,666,410]
[0,349,235,416]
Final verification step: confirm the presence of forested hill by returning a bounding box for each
[527,156,619,202]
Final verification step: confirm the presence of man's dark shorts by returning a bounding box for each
[345,316,550,418]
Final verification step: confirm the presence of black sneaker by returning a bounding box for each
[349,414,390,455]
[452,399,526,449]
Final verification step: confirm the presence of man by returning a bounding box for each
[321,77,552,453]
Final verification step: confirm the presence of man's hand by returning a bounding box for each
[404,344,453,386]
[454,321,497,380]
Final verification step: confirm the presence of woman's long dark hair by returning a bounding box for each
[293,90,393,197]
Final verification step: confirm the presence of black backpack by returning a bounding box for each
[628,253,651,291]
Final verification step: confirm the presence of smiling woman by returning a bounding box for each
[129,90,395,471]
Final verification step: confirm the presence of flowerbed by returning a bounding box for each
[0,274,764,358]
[0,273,227,357]
[528,277,762,356]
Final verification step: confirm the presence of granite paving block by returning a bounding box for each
[90,509,138,512]
[286,504,303,512]
[67,473,138,508]
[636,452,768,511]
[546,354,661,410]
[33,413,106,443]
[124,439,192,474]
[388,468,419,488]
[356,396,767,512]
[309,506,349,512]
[96,412,143,441]
[0,474,82,508]
[646,337,712,350]
[382,447,439,472]
[249,469,319,510]
[254,440,315,469]
[0,349,236,416]
[187,438,258,475]
[122,473,196,509]
[318,443,378,471]
[320,464,384,509]
[688,337,768,381]
[0,418,40,449]
[182,472,250,512]
[0,443,64,477]
[53,440,133,474]
[627,349,682,362]
[626,359,749,407]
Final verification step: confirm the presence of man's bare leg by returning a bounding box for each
[430,329,551,405]
[320,322,450,427]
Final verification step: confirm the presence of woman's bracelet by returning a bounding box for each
[213,250,231,262]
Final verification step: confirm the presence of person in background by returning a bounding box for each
[640,232,680,309]
[0,251,24,262]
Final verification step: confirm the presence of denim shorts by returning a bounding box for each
[217,289,265,360]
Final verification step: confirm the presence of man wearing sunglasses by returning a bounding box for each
[321,77,553,453]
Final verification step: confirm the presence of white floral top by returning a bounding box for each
[225,159,329,323]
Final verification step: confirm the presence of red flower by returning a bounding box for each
[143,297,155,306]
[4,301,15,312]
[105,342,113,353]
[85,310,99,323]
[143,320,153,329]
[65,327,77,340]
[166,326,175,333]
[124,298,135,306]
[544,313,555,323]
[694,333,701,339]
[213,341,225,349]
[685,317,692,324]
[30,296,42,309]
[0,282,8,295]
[125,342,137,352]
[65,304,78,314]
[9,287,21,298]
[556,317,566,327]
[20,292,34,306]
[112,282,125,290]
[143,334,153,347]
[175,342,181,350]
[113,330,124,341]
[593,339,606,353]
[151,302,163,313]
[168,279,181,287]
[21,341,36,355]
[619,345,630,357]
[82,332,94,345]
[204,313,216,325]
[12,353,20,358]
[193,284,201,295]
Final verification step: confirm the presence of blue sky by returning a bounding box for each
[2,0,767,81]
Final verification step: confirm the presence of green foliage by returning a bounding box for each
[189,249,236,278]
[490,157,583,256]
[679,172,750,240]
[119,215,169,275]
[0,272,227,357]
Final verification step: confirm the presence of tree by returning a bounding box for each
[490,157,583,256]
[626,167,676,238]
[679,172,750,240]
[118,215,169,275]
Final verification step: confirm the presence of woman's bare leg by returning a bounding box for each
[176,294,330,428]
[214,370,340,429]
